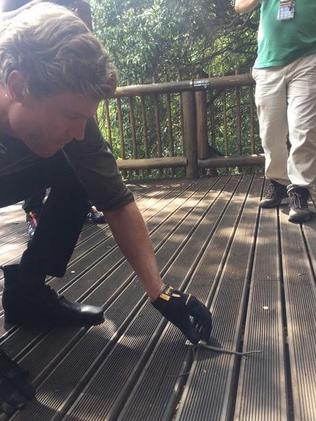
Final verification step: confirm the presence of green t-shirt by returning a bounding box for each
[255,0,316,68]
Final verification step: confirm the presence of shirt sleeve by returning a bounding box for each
[64,118,134,211]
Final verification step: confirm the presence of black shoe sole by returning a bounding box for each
[259,197,288,209]
[4,312,105,331]
[259,202,281,209]
[259,202,283,209]
[288,214,312,223]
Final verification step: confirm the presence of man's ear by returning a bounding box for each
[6,70,28,102]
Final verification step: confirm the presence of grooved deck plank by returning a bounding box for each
[64,177,235,421]
[279,210,316,420]
[9,179,219,420]
[175,176,262,421]
[0,177,315,421]
[234,205,287,421]
[111,176,256,421]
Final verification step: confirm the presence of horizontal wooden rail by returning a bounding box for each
[198,154,265,169]
[101,73,261,179]
[115,74,254,97]
[117,156,187,170]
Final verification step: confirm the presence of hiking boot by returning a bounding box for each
[287,185,311,223]
[260,180,288,208]
[86,206,106,224]
[2,265,104,330]
[25,211,39,240]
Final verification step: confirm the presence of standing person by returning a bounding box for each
[235,0,316,222]
[0,3,212,414]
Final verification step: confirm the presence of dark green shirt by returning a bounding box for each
[255,0,316,68]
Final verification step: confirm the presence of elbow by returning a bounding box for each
[234,2,244,14]
[235,1,259,14]
[235,5,241,13]
[235,4,246,14]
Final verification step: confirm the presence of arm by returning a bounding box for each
[104,201,212,344]
[104,201,163,300]
[235,0,260,14]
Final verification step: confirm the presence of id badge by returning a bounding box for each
[277,1,295,20]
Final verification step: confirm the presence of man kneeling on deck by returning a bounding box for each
[0,2,212,415]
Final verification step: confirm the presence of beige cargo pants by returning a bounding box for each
[252,53,316,191]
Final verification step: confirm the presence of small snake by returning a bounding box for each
[166,342,263,379]
[187,340,263,357]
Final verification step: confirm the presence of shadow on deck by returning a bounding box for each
[0,175,316,421]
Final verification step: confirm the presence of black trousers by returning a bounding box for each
[0,151,89,279]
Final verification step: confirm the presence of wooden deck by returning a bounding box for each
[1,175,316,421]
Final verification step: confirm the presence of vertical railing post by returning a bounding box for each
[182,91,199,178]
[236,86,242,155]
[195,90,209,160]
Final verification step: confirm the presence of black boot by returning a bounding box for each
[260,179,288,208]
[2,265,104,329]
[0,347,36,415]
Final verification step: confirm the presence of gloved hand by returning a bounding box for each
[152,285,212,344]
[0,348,36,415]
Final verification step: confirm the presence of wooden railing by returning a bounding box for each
[97,73,263,179]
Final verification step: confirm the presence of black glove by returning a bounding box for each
[152,285,212,344]
[0,348,36,416]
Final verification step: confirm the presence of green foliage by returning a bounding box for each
[88,0,261,179]
[89,0,259,83]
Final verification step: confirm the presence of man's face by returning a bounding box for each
[8,91,99,157]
